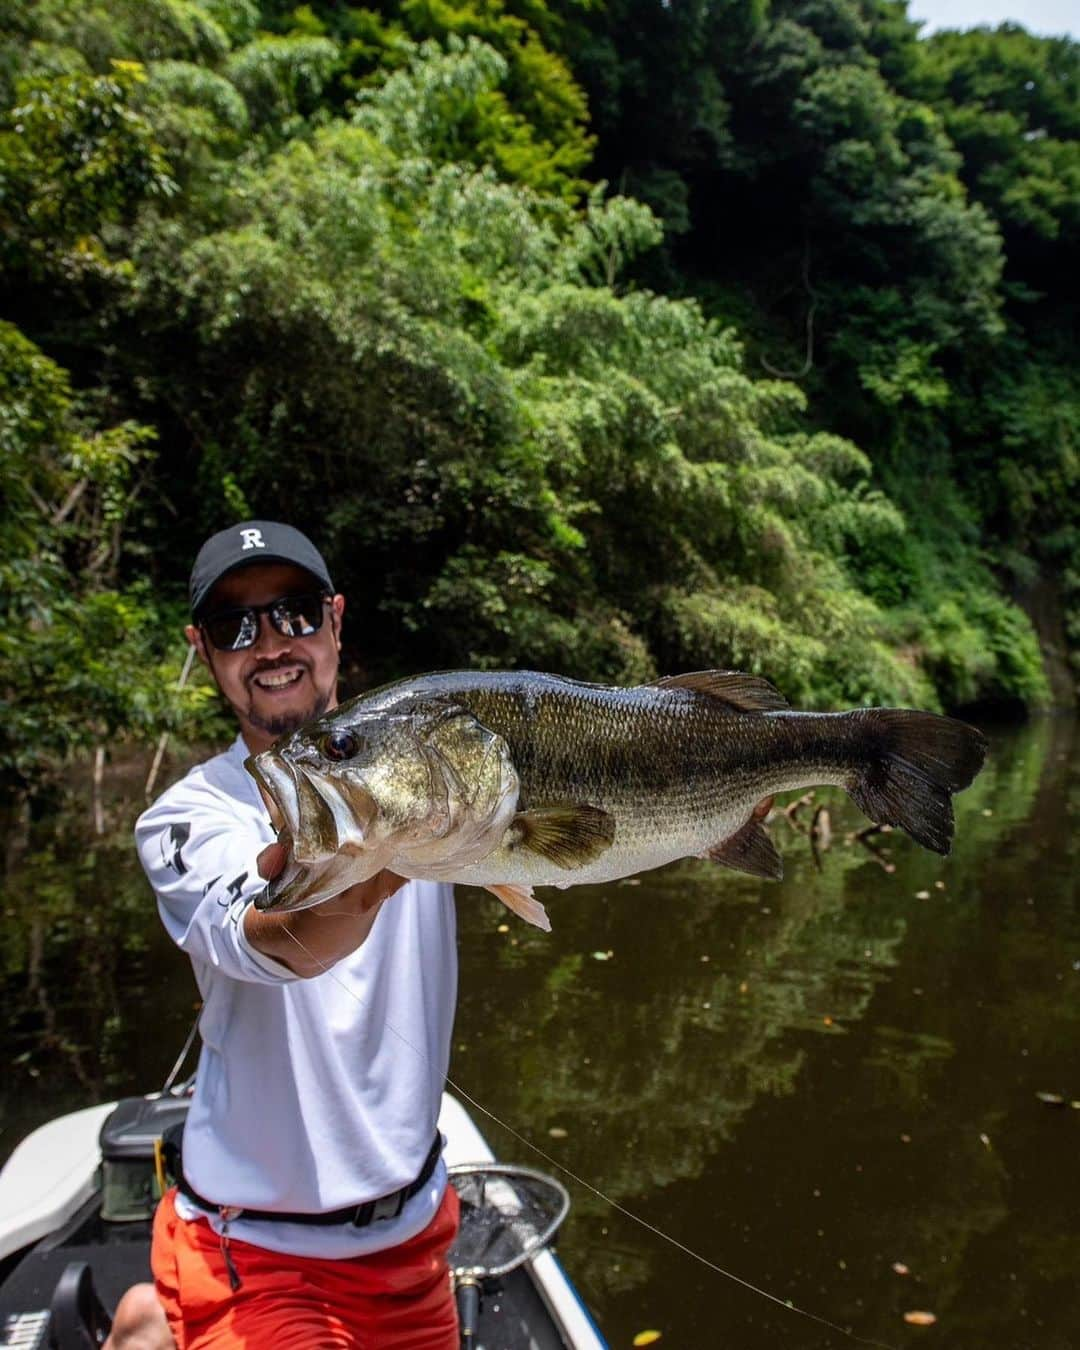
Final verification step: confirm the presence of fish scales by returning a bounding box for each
[342,675,849,875]
[248,668,988,920]
[435,681,852,887]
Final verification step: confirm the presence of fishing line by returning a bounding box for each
[278,919,900,1350]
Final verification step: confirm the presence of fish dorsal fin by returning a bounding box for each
[485,883,551,932]
[703,807,783,880]
[650,670,789,712]
[506,804,616,869]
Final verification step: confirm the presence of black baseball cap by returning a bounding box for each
[189,521,334,617]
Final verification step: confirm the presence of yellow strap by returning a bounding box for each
[153,1136,168,1198]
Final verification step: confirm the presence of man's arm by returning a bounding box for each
[243,842,407,978]
[137,775,405,985]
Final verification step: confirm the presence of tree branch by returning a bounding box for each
[761,242,819,380]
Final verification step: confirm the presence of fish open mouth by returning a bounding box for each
[246,751,343,862]
[245,751,379,911]
[247,753,300,843]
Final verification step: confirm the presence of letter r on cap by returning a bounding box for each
[240,529,265,551]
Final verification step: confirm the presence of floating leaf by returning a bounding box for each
[1036,1091,1066,1107]
[903,1310,937,1326]
[915,890,930,900]
[633,1333,662,1347]
[548,1126,568,1139]
[591,950,613,961]
[496,924,509,933]
[892,1261,910,1275]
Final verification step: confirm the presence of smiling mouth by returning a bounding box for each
[251,667,305,692]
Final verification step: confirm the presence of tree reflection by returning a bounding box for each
[0,755,199,1163]
[454,716,1076,1340]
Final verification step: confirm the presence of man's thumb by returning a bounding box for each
[257,841,289,880]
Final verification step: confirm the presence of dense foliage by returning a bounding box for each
[544,0,1077,696]
[1,0,1075,796]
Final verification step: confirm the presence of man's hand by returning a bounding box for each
[256,841,407,910]
[244,845,407,977]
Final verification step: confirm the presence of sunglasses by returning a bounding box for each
[200,593,331,652]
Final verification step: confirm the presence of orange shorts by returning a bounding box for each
[151,1184,460,1349]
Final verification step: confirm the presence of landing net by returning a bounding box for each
[448,1164,570,1280]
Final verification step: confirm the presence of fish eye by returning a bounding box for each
[322,729,359,762]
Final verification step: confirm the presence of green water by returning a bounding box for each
[2,716,1077,1348]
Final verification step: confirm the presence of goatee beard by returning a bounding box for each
[247,687,333,738]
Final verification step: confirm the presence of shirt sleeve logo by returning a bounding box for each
[160,822,191,875]
[225,872,248,902]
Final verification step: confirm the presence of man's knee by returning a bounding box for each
[103,1282,174,1350]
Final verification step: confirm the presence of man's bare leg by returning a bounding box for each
[103,1283,174,1350]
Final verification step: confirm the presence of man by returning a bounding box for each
[108,521,459,1349]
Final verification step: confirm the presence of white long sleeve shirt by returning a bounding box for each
[135,736,458,1258]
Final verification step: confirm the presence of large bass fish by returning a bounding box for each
[248,670,987,930]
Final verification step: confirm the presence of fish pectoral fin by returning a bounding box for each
[703,816,783,880]
[507,804,616,869]
[486,884,552,933]
[649,670,789,712]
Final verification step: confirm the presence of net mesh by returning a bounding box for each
[448,1164,570,1279]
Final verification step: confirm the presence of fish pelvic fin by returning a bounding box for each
[703,810,783,880]
[506,804,616,869]
[486,883,551,932]
[846,710,988,855]
[650,670,789,712]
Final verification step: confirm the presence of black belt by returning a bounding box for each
[177,1133,443,1228]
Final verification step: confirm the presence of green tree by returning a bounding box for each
[0,0,1062,772]
[0,59,176,277]
[0,322,220,794]
[538,0,1073,700]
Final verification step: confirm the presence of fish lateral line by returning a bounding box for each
[273,922,900,1350]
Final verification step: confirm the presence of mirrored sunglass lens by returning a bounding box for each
[206,611,256,650]
[271,596,323,638]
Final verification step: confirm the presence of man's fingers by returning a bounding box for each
[337,870,407,912]
[253,858,405,901]
[257,841,289,880]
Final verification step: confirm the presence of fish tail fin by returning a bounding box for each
[846,710,987,855]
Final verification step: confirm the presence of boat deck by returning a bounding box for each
[0,1093,603,1349]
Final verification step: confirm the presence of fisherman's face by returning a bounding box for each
[186,562,345,754]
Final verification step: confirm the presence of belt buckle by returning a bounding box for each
[349,1189,402,1228]
[349,1200,375,1228]
[370,1189,405,1223]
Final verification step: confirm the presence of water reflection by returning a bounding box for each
[454,715,1078,1344]
[0,776,202,1157]
[1,717,1077,1346]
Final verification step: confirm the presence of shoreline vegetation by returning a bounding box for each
[2,1,1077,805]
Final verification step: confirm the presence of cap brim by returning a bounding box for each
[192,557,333,616]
